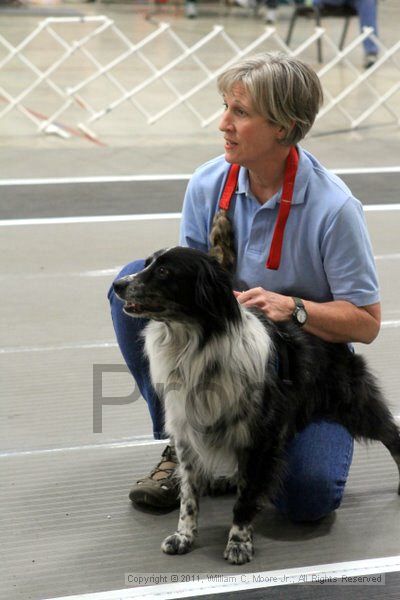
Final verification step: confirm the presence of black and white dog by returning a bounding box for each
[113,246,400,565]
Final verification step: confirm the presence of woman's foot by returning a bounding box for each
[129,445,180,509]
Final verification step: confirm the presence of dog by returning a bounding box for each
[113,246,400,565]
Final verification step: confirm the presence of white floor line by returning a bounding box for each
[1,166,399,186]
[75,267,121,277]
[334,166,400,175]
[0,341,118,354]
[44,555,400,600]
[0,213,182,226]
[0,438,167,458]
[2,252,399,283]
[1,204,400,227]
[0,267,122,281]
[1,319,400,355]
[375,253,400,260]
[382,320,400,328]
[0,174,191,186]
[364,204,400,212]
[3,417,400,458]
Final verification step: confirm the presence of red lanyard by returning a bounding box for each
[218,146,299,270]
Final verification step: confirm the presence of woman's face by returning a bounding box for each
[219,83,285,171]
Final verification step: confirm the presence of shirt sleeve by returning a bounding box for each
[321,197,380,306]
[179,174,210,253]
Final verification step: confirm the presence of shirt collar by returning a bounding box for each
[235,145,312,208]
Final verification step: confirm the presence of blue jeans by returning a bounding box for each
[313,0,378,55]
[108,259,354,522]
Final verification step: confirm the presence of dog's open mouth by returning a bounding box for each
[123,301,164,315]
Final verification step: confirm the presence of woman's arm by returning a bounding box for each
[234,288,381,344]
[301,298,380,344]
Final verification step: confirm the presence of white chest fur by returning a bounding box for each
[143,309,273,474]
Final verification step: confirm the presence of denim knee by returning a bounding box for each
[274,470,345,523]
[270,420,354,523]
[107,257,167,439]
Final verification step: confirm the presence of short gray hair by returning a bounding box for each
[217,52,323,146]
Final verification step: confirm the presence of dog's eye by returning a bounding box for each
[156,266,169,279]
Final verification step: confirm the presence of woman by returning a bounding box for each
[108,53,380,519]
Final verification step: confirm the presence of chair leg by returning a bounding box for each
[286,9,298,46]
[314,7,323,64]
[339,15,351,50]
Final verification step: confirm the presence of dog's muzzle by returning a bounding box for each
[113,276,164,316]
[113,277,131,299]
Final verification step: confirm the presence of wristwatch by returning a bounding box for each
[292,297,307,327]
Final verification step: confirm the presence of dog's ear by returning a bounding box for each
[144,249,167,268]
[195,257,238,321]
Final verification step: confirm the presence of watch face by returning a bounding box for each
[296,308,307,324]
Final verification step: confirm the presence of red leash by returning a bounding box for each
[218,146,299,271]
[219,163,241,211]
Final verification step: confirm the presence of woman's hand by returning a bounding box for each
[233,288,294,322]
[234,288,381,344]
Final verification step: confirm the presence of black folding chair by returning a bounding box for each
[286,2,358,62]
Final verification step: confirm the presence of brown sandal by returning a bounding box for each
[129,445,180,509]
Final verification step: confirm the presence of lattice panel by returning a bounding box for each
[0,16,399,140]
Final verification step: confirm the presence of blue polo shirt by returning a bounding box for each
[179,146,379,306]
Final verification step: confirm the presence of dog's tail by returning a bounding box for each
[338,354,400,494]
[377,422,400,496]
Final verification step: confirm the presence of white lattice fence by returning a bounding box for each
[0,16,399,140]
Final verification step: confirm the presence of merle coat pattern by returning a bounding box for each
[113,246,400,565]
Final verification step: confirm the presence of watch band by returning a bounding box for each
[292,296,304,310]
[292,297,307,326]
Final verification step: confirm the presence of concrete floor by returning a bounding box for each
[1,199,400,600]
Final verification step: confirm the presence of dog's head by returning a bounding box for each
[113,247,241,331]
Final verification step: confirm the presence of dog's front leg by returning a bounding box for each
[224,444,285,565]
[223,481,256,565]
[161,448,200,555]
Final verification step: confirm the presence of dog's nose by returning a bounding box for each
[113,278,129,298]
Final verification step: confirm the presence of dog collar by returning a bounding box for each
[218,146,299,271]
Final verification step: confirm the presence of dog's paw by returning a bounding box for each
[224,540,254,565]
[161,532,193,555]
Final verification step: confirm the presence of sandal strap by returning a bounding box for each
[137,445,178,484]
